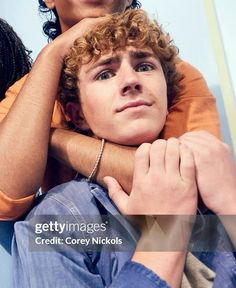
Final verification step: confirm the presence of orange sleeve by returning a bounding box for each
[161,60,221,139]
[0,75,68,219]
[0,74,68,128]
[0,75,27,123]
[0,191,35,220]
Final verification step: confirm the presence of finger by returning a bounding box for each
[165,138,180,177]
[179,137,204,163]
[179,131,218,148]
[133,143,151,180]
[103,176,129,214]
[179,143,196,182]
[149,139,166,174]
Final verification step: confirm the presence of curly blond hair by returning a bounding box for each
[59,9,182,111]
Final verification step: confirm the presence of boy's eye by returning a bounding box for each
[96,70,114,80]
[136,63,154,72]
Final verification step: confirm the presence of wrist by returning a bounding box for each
[138,215,194,252]
[49,128,70,158]
[132,251,186,288]
[39,41,67,65]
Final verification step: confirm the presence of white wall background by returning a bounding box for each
[0,0,235,149]
[214,0,236,101]
[0,0,46,59]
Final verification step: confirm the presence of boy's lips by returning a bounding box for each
[80,0,104,4]
[116,100,152,113]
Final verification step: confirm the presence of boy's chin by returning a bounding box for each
[109,133,161,147]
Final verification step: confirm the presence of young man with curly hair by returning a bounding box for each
[0,0,221,221]
[12,10,236,288]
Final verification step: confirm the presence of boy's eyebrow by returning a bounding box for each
[85,50,157,74]
[129,50,156,60]
[86,56,120,73]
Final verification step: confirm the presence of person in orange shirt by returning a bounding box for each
[0,18,33,219]
[0,18,32,102]
[0,0,221,220]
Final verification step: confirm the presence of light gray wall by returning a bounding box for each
[0,0,46,59]
[215,0,236,100]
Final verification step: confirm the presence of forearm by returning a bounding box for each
[0,45,63,199]
[49,129,135,193]
[131,216,192,288]
[132,251,186,288]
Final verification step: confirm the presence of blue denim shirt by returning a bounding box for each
[12,179,236,288]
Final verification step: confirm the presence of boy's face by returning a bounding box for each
[70,47,168,146]
[46,0,132,32]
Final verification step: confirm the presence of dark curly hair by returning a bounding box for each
[59,9,182,111]
[38,0,141,41]
[0,18,32,101]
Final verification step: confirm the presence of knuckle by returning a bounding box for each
[167,137,179,144]
[169,178,180,192]
[180,143,191,152]
[167,137,179,148]
[150,139,167,156]
[135,143,151,158]
[154,139,166,145]
[152,139,166,149]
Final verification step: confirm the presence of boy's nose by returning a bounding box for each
[120,69,142,96]
[121,82,142,96]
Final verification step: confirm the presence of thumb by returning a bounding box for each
[104,176,129,214]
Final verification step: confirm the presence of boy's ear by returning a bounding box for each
[65,102,90,131]
[44,0,55,10]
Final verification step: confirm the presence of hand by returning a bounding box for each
[46,16,110,61]
[104,138,197,215]
[179,131,236,214]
